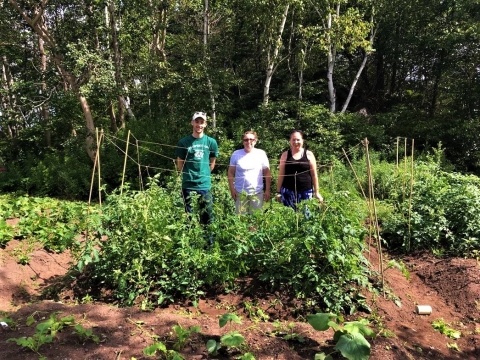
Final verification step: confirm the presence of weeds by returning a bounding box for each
[271,320,305,342]
[7,312,98,357]
[431,318,461,339]
[387,259,410,280]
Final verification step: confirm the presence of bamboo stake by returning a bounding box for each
[407,139,415,252]
[120,130,131,195]
[330,165,334,191]
[364,138,384,291]
[88,128,100,207]
[97,129,103,206]
[396,137,399,171]
[136,139,143,191]
[86,128,102,242]
[403,138,407,202]
[343,147,372,259]
[342,148,367,201]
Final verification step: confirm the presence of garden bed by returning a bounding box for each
[1,231,479,359]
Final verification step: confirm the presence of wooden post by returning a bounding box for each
[342,148,367,201]
[97,129,103,206]
[396,137,399,170]
[364,138,384,290]
[136,139,143,191]
[121,130,131,195]
[88,128,102,207]
[407,139,415,252]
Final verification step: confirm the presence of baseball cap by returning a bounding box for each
[192,111,207,121]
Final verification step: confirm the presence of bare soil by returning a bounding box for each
[1,220,480,360]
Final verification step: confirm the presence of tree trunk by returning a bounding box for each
[263,4,289,105]
[326,7,338,113]
[108,101,118,133]
[341,23,375,113]
[9,0,97,162]
[38,29,51,147]
[203,0,216,126]
[108,1,126,130]
[79,95,96,162]
[150,0,168,62]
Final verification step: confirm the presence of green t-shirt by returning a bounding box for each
[175,135,219,190]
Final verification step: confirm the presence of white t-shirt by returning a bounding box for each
[229,148,270,194]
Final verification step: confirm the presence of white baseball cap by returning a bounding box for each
[192,111,207,121]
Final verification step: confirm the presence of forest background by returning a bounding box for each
[0,0,479,198]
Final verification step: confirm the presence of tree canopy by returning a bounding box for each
[1,0,479,197]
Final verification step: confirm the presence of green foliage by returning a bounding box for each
[171,324,201,351]
[244,301,270,323]
[386,259,410,281]
[431,318,461,340]
[0,195,91,251]
[73,323,100,344]
[0,217,15,246]
[143,341,184,359]
[7,312,98,356]
[207,313,248,356]
[381,156,480,255]
[79,174,369,312]
[271,320,305,342]
[307,313,375,360]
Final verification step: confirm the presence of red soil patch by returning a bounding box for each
[1,222,480,359]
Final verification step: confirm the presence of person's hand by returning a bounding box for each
[264,190,271,202]
[230,190,237,201]
[275,193,282,203]
[315,192,324,202]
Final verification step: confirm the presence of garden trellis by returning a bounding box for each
[86,129,417,289]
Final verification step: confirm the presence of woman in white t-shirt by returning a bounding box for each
[228,131,271,214]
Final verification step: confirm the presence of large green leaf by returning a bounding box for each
[335,332,371,360]
[314,353,333,360]
[206,339,219,354]
[343,320,375,338]
[219,313,242,328]
[307,313,337,331]
[221,332,245,347]
[142,342,166,356]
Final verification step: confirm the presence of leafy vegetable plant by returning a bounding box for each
[307,313,375,360]
[7,312,98,358]
[206,313,254,359]
[431,318,461,339]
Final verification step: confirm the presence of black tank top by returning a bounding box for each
[282,149,313,192]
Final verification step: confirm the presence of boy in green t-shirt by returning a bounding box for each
[175,112,219,229]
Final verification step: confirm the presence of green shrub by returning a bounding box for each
[79,174,370,312]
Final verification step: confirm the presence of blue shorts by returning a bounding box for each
[280,187,313,211]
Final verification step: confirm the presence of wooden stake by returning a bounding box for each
[342,148,367,201]
[407,139,415,252]
[396,137,399,170]
[136,139,143,191]
[121,130,131,195]
[364,138,384,292]
[97,129,103,206]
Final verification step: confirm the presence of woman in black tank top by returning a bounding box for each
[276,130,323,211]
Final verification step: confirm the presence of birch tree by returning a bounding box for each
[306,0,374,112]
[263,3,290,105]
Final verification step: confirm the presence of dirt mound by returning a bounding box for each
[1,238,480,359]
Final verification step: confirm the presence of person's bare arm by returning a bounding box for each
[307,150,323,202]
[276,151,287,201]
[228,165,237,200]
[263,167,271,201]
[176,157,185,173]
[209,157,216,171]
